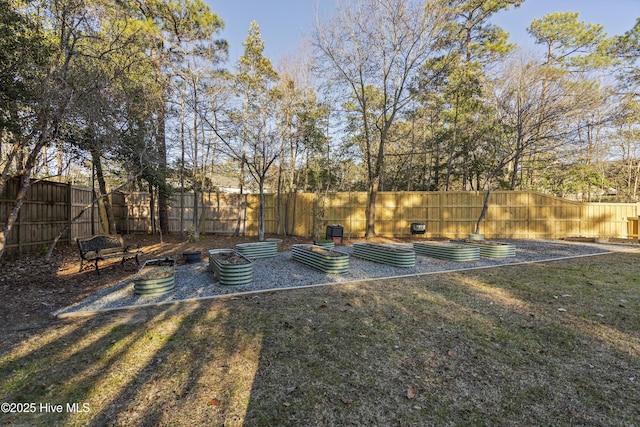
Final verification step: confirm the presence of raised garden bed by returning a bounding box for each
[208,249,254,286]
[291,244,350,274]
[235,241,278,259]
[313,239,335,248]
[133,258,176,296]
[452,239,516,258]
[352,242,416,268]
[413,241,480,261]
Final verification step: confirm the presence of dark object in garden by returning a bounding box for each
[326,224,344,244]
[182,250,202,263]
[411,222,426,235]
[76,234,142,274]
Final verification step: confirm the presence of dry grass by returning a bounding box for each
[1,252,639,426]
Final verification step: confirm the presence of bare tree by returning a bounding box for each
[313,0,453,238]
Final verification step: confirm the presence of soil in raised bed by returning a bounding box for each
[212,252,251,265]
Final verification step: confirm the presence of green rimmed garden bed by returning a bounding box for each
[352,242,416,268]
[291,244,350,274]
[236,241,278,259]
[452,239,516,258]
[413,241,480,261]
[313,239,335,248]
[209,249,254,286]
[133,258,176,296]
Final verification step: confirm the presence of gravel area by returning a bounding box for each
[55,239,636,316]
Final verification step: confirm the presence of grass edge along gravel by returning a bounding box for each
[57,251,607,318]
[55,241,617,318]
[1,252,639,426]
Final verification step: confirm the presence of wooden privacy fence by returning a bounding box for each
[127,190,639,240]
[0,179,127,255]
[123,192,245,235]
[3,180,639,256]
[316,191,639,240]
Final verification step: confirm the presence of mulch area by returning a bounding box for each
[0,233,309,347]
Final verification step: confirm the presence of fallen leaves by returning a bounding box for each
[283,321,294,329]
[406,385,418,400]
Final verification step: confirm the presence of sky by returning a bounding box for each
[206,0,640,68]
[207,0,332,67]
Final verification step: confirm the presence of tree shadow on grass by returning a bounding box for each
[241,255,640,426]
[1,253,639,426]
[0,298,264,426]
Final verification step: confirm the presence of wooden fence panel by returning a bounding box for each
[288,192,314,237]
[324,192,367,238]
[124,192,152,233]
[245,194,277,236]
[203,192,244,234]
[163,192,244,235]
[110,192,127,234]
[70,185,96,240]
[1,180,100,255]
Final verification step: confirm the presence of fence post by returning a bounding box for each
[67,183,72,245]
[439,192,445,238]
[16,204,22,256]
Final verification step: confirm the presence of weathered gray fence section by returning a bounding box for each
[0,179,98,255]
[0,179,132,255]
[124,192,244,235]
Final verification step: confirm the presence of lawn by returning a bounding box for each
[1,252,639,426]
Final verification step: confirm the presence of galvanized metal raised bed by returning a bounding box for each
[452,239,516,258]
[235,241,278,259]
[413,241,480,261]
[209,249,254,286]
[291,244,350,274]
[313,240,335,248]
[352,242,416,268]
[133,258,176,296]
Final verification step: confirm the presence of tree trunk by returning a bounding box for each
[0,173,31,259]
[180,90,186,239]
[149,182,156,234]
[91,149,116,234]
[475,188,492,235]
[193,186,199,241]
[365,176,380,239]
[276,163,283,235]
[0,127,56,259]
[156,104,169,236]
[258,178,265,241]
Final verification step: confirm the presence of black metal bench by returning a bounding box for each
[76,234,142,274]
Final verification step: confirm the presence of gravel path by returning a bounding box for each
[55,239,637,317]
